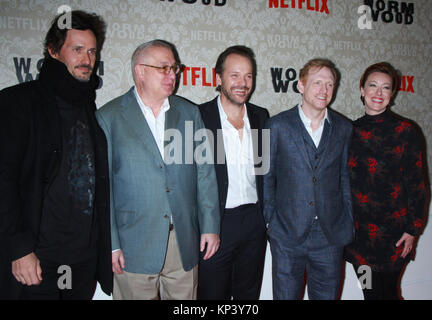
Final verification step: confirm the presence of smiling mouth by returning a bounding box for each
[371,98,384,103]
[232,87,250,96]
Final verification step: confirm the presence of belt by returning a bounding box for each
[224,203,257,214]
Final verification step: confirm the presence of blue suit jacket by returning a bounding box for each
[263,106,354,247]
[96,87,220,274]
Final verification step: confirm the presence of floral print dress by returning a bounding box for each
[344,110,427,272]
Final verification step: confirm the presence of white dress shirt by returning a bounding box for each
[134,87,173,224]
[217,96,258,209]
[134,87,170,159]
[298,104,329,148]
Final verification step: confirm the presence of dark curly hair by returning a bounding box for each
[43,10,106,59]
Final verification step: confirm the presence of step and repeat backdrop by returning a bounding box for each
[1,0,431,299]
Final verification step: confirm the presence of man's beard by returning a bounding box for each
[221,85,250,106]
[74,64,93,82]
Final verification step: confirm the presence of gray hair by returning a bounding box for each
[131,39,179,82]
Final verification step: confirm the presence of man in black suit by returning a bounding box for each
[198,46,269,300]
[0,10,112,299]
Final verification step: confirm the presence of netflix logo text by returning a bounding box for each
[269,0,330,15]
[399,75,414,93]
[181,67,217,87]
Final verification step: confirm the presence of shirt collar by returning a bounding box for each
[298,104,330,127]
[134,86,170,115]
[217,95,250,128]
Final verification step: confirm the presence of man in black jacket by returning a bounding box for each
[198,46,269,299]
[0,10,112,299]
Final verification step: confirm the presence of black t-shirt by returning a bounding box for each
[36,97,98,265]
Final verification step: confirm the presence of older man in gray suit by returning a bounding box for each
[264,58,354,300]
[96,40,220,300]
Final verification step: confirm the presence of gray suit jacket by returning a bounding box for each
[96,87,220,274]
[263,106,354,247]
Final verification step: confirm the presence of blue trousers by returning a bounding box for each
[269,219,343,300]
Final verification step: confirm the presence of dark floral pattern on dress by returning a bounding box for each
[344,110,427,272]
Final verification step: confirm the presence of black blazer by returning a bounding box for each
[0,80,112,298]
[199,97,270,218]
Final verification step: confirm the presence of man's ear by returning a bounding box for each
[134,64,144,80]
[215,73,222,88]
[297,78,305,94]
[47,46,58,59]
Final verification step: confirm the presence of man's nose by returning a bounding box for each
[81,51,92,65]
[319,84,328,94]
[167,67,176,79]
[240,76,248,86]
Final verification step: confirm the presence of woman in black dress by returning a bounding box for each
[344,62,428,300]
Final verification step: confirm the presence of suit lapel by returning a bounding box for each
[204,98,226,166]
[120,88,163,163]
[246,104,260,130]
[246,103,260,163]
[201,98,228,207]
[164,96,181,161]
[165,96,181,134]
[290,111,313,171]
[315,114,334,172]
[246,103,267,206]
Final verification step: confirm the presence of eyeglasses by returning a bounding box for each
[138,63,185,75]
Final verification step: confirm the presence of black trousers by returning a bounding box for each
[352,264,403,300]
[198,203,267,300]
[20,256,98,300]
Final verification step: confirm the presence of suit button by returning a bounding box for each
[166,188,170,193]
[309,201,314,207]
[164,214,169,219]
[313,177,317,183]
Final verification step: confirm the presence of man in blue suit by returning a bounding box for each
[264,58,354,300]
[96,40,220,300]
